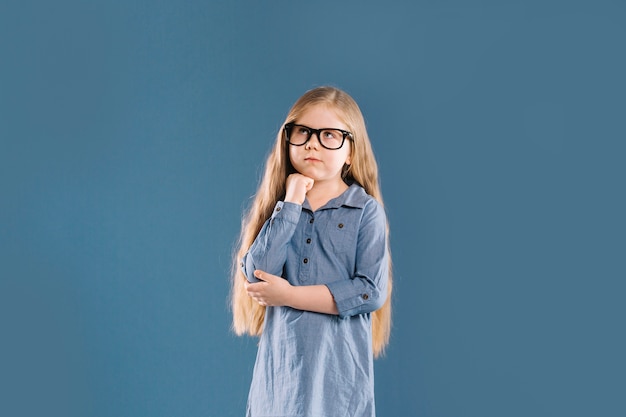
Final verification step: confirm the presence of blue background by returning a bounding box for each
[1,1,624,416]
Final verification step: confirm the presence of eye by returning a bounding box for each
[296,126,310,135]
[322,130,340,140]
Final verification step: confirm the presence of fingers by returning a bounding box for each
[285,174,314,204]
[254,270,265,281]
[303,176,314,191]
[247,270,287,307]
[246,281,263,298]
[295,174,314,188]
[247,271,268,305]
[254,270,277,282]
[246,281,270,306]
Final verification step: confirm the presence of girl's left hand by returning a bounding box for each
[245,270,292,307]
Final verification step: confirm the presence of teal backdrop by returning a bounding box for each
[1,1,624,416]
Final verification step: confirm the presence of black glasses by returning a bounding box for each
[284,123,353,150]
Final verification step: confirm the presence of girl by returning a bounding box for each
[231,86,392,417]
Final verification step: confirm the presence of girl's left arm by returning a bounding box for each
[324,199,389,318]
[246,269,338,314]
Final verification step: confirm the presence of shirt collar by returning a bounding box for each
[305,182,369,211]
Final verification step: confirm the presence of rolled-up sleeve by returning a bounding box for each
[241,201,302,282]
[325,200,389,318]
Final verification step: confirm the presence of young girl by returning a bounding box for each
[231,86,392,417]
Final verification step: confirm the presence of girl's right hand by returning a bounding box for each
[284,173,314,205]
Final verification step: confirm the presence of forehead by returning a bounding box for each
[296,104,348,129]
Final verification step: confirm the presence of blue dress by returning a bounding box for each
[242,183,389,417]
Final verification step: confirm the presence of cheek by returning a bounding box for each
[288,147,303,170]
[288,146,297,163]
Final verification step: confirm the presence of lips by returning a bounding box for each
[304,157,321,162]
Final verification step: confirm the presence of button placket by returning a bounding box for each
[299,214,315,281]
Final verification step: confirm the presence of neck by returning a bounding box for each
[306,179,349,211]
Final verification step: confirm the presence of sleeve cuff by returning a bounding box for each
[271,201,302,224]
[326,279,381,318]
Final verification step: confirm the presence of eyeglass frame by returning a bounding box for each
[283,122,354,150]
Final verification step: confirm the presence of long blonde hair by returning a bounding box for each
[231,86,392,356]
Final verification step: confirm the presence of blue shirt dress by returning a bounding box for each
[242,183,389,417]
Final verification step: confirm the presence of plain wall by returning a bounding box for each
[1,1,624,416]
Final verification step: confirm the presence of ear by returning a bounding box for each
[341,163,352,180]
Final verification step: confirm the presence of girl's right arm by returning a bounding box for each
[241,201,301,282]
[241,174,312,282]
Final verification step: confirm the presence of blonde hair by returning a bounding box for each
[231,86,392,356]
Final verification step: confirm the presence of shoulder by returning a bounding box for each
[344,184,386,227]
[362,198,386,231]
[342,183,380,210]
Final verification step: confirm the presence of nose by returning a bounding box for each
[305,131,320,149]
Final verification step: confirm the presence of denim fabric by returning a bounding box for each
[242,183,389,417]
